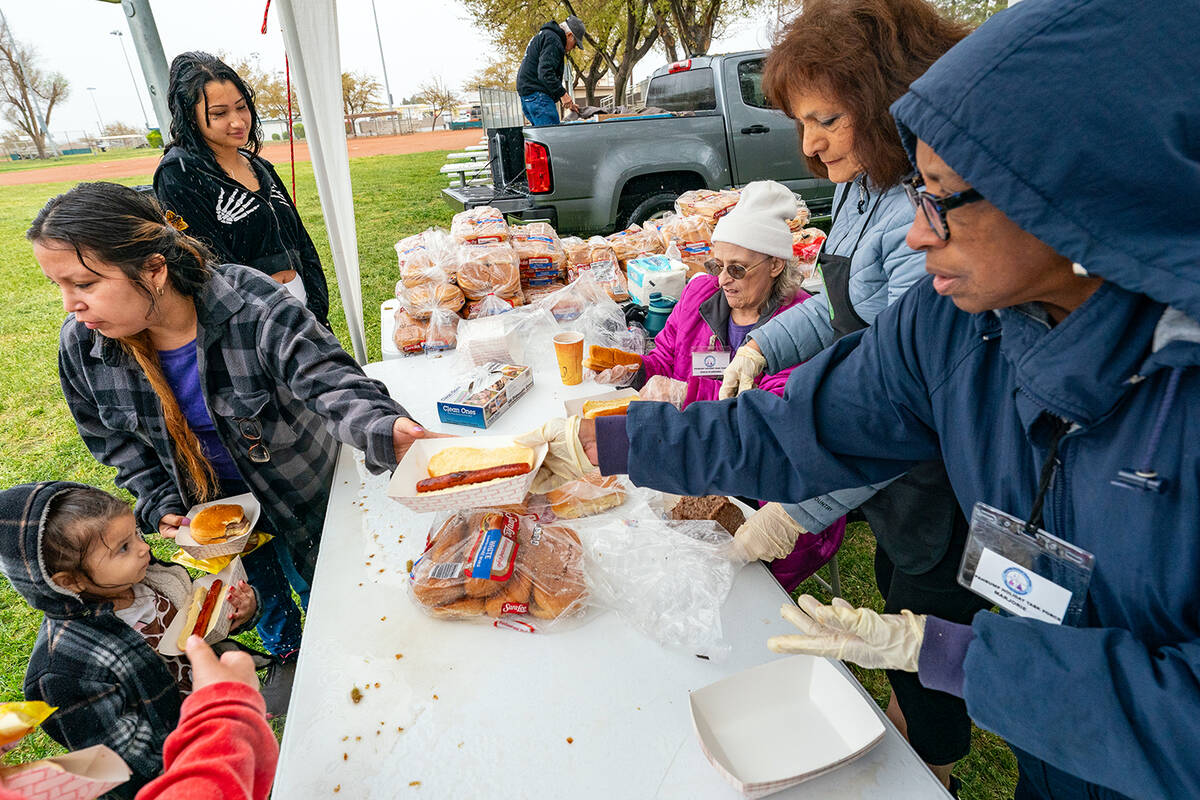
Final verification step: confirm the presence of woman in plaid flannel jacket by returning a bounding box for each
[29,181,436,624]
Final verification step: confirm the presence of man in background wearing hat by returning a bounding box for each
[516,16,585,126]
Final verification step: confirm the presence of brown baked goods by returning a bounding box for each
[567,238,628,301]
[455,243,522,300]
[512,222,566,285]
[669,495,746,535]
[786,205,812,231]
[675,189,741,225]
[392,308,428,354]
[450,206,509,244]
[548,473,625,519]
[410,511,586,626]
[402,282,465,320]
[190,504,249,544]
[581,397,637,419]
[583,345,643,373]
[660,214,714,275]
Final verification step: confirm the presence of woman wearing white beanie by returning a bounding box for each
[604,179,849,590]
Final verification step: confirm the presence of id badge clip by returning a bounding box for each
[691,346,730,377]
[958,502,1094,626]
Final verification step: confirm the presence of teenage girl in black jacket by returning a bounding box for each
[154,51,330,328]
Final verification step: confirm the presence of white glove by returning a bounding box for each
[718,344,767,399]
[768,595,926,672]
[730,502,807,561]
[592,363,639,386]
[514,416,596,494]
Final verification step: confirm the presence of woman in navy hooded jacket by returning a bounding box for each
[524,0,1200,796]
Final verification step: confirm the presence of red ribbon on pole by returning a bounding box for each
[261,0,296,199]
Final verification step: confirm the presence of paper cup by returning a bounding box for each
[553,331,584,385]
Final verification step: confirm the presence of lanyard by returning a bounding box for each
[1025,417,1072,533]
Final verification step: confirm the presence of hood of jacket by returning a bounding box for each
[0,482,106,619]
[890,0,1200,322]
[158,144,266,188]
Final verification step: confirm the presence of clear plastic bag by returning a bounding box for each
[786,196,811,231]
[450,205,510,244]
[464,291,518,320]
[408,510,589,633]
[456,243,523,302]
[400,281,465,321]
[567,236,629,301]
[392,307,428,355]
[660,214,714,276]
[571,515,737,659]
[423,308,459,352]
[675,188,741,226]
[529,271,609,322]
[545,473,628,520]
[607,224,663,265]
[512,222,566,288]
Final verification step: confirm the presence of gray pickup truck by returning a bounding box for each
[443,51,834,236]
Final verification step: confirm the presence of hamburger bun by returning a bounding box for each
[581,397,637,419]
[548,473,625,519]
[189,503,250,545]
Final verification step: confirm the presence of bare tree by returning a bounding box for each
[342,71,382,116]
[0,29,67,158]
[463,53,523,94]
[103,121,143,136]
[416,77,459,131]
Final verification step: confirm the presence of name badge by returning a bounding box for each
[691,349,730,377]
[969,547,1072,624]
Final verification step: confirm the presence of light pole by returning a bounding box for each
[87,87,106,136]
[369,0,395,132]
[110,29,150,130]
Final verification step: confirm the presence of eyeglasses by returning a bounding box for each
[702,255,771,280]
[233,417,271,463]
[902,171,984,241]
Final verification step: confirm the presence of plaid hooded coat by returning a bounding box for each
[58,264,410,563]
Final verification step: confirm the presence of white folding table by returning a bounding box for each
[272,354,950,799]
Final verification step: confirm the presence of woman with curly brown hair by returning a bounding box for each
[716,0,978,791]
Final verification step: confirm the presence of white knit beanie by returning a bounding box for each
[712,180,797,260]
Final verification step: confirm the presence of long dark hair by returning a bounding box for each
[764,0,970,189]
[43,486,135,593]
[28,182,218,501]
[165,51,263,162]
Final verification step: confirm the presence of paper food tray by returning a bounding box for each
[0,744,131,800]
[563,388,640,417]
[157,557,248,657]
[387,435,548,512]
[175,492,260,559]
[690,655,886,798]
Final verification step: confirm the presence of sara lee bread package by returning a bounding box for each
[396,227,458,284]
[450,205,510,245]
[409,510,588,632]
[455,243,524,303]
[399,282,465,321]
[606,224,664,266]
[511,222,566,288]
[674,188,741,226]
[659,214,714,275]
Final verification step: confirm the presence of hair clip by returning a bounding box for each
[165,210,189,232]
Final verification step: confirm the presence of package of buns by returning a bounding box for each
[423,309,459,352]
[606,224,664,266]
[451,206,510,245]
[465,292,525,319]
[526,275,609,322]
[786,198,812,232]
[674,188,741,226]
[409,510,588,631]
[401,281,465,321]
[392,308,429,354]
[512,222,566,287]
[455,243,523,301]
[547,473,627,519]
[560,236,589,267]
[660,214,714,275]
[396,228,458,281]
[568,236,629,302]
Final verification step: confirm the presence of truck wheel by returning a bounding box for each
[621,192,680,229]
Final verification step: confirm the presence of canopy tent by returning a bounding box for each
[275,0,367,363]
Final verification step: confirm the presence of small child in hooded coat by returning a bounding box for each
[0,481,263,798]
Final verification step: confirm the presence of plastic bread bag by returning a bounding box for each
[400,281,465,321]
[606,224,661,265]
[560,235,588,268]
[570,515,737,659]
[456,243,523,301]
[512,222,566,285]
[456,302,557,369]
[571,286,645,357]
[424,308,460,353]
[786,196,811,231]
[408,509,589,633]
[529,271,610,322]
[392,307,429,355]
[660,214,714,276]
[568,236,629,301]
[674,188,741,226]
[544,473,630,521]
[450,205,510,244]
[639,374,687,409]
[793,227,827,270]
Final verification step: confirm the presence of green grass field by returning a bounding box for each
[0,146,162,174]
[0,152,1015,797]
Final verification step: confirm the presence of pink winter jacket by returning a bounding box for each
[640,274,811,406]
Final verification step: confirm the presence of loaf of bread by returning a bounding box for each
[669,495,746,535]
[410,511,587,625]
[402,282,465,320]
[660,214,714,275]
[451,206,509,244]
[674,189,741,226]
[392,308,428,354]
[548,473,626,519]
[455,243,522,300]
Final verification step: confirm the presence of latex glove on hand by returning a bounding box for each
[514,416,596,494]
[719,343,767,399]
[730,502,807,562]
[592,363,639,386]
[639,375,688,409]
[768,595,926,672]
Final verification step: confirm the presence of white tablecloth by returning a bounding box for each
[272,354,950,799]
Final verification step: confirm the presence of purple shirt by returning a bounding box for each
[158,340,242,482]
[727,319,755,353]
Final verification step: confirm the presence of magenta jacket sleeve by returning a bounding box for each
[755,363,799,397]
[134,682,278,800]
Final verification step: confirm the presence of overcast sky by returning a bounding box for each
[2,0,778,137]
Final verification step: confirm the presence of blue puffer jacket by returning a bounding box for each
[603,0,1200,796]
[749,178,924,370]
